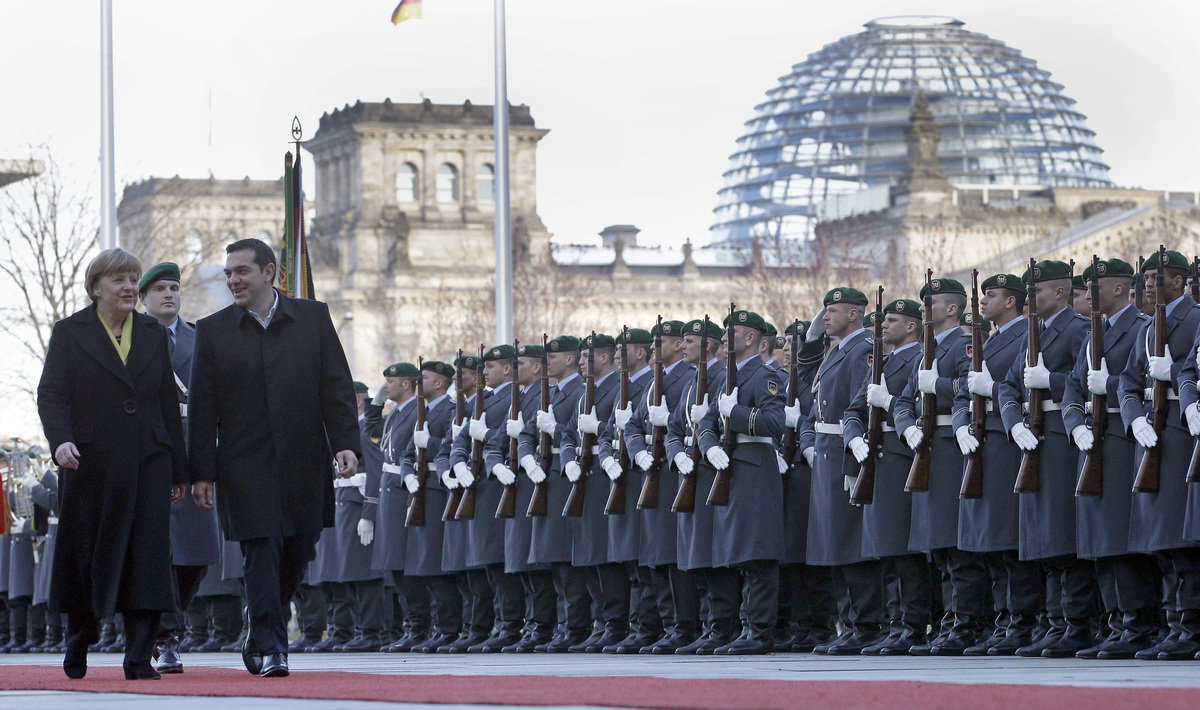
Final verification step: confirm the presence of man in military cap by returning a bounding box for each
[137,262,221,673]
[959,311,991,337]
[1062,258,1158,658]
[894,277,985,655]
[519,335,588,652]
[998,259,1092,658]
[1127,249,1200,660]
[758,322,780,369]
[843,298,931,655]
[799,287,885,654]
[1073,275,1092,318]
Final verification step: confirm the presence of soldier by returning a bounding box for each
[2,460,37,653]
[894,278,987,655]
[844,298,931,654]
[1073,275,1092,318]
[1063,258,1158,659]
[999,260,1091,658]
[959,311,991,337]
[799,287,884,654]
[625,320,695,654]
[25,467,62,652]
[1128,250,1200,660]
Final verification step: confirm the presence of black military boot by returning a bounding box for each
[931,614,983,656]
[879,622,929,656]
[1098,608,1157,659]
[860,621,903,656]
[567,623,605,653]
[965,612,1009,656]
[504,623,554,653]
[826,623,883,655]
[588,621,630,653]
[1041,617,1096,658]
[715,623,775,655]
[908,612,953,656]
[1156,609,1200,660]
[472,621,522,653]
[308,626,353,652]
[1016,616,1066,657]
[1076,612,1122,659]
[645,625,698,655]
[794,615,838,653]
[987,613,1035,656]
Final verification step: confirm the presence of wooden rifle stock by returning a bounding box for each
[961,270,986,499]
[672,317,709,513]
[528,335,551,517]
[638,316,666,510]
[851,289,884,505]
[781,319,801,507]
[1015,258,1044,494]
[563,333,597,517]
[455,348,486,520]
[906,271,935,492]
[443,351,467,521]
[1076,256,1106,496]
[605,328,631,515]
[1133,246,1168,493]
[405,357,428,527]
[496,341,520,519]
[707,304,737,507]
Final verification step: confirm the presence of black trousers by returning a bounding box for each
[1098,554,1160,614]
[832,559,885,629]
[520,569,556,628]
[423,574,463,634]
[291,583,326,640]
[550,561,590,634]
[159,564,209,637]
[931,548,992,617]
[344,578,386,635]
[461,569,493,632]
[485,563,526,626]
[669,566,701,632]
[393,571,432,632]
[1043,554,1099,620]
[728,560,779,629]
[993,549,1044,616]
[882,554,933,628]
[1157,548,1200,613]
[704,567,740,627]
[240,533,318,655]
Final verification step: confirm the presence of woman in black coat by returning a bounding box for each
[37,248,187,680]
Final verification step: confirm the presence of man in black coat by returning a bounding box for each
[188,238,360,678]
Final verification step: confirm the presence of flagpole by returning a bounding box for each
[493,0,513,344]
[99,0,117,250]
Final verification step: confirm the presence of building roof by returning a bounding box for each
[314,99,538,138]
[121,176,285,201]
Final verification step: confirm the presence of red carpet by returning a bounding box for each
[0,664,1197,709]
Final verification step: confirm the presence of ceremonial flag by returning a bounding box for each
[279,151,315,299]
[391,0,422,24]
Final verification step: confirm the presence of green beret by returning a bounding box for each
[683,319,724,338]
[980,273,1023,293]
[1100,258,1135,278]
[1072,275,1086,290]
[763,322,777,337]
[784,321,811,338]
[617,328,653,345]
[722,309,768,332]
[583,333,616,349]
[920,277,966,299]
[421,360,455,379]
[824,287,868,306]
[137,262,181,292]
[1030,260,1072,282]
[516,344,544,358]
[884,298,922,319]
[384,362,419,378]
[960,311,992,332]
[546,335,580,353]
[774,336,786,349]
[1141,249,1189,272]
[483,344,515,362]
[863,312,878,327]
[353,381,369,394]
[653,320,686,337]
[454,354,480,370]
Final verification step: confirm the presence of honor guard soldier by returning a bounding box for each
[999,260,1092,658]
[844,298,932,654]
[799,287,885,654]
[1129,249,1200,660]
[1073,275,1092,318]
[1063,258,1158,658]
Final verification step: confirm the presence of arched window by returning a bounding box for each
[477,163,495,203]
[437,164,459,203]
[396,162,418,202]
[183,229,204,263]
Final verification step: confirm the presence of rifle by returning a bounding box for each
[1133,245,1168,493]
[851,287,884,505]
[708,303,738,506]
[405,357,428,527]
[454,347,486,519]
[443,350,467,521]
[527,334,551,517]
[1077,256,1106,496]
[563,332,597,517]
[1135,256,1145,313]
[606,327,631,515]
[959,271,987,499]
[638,316,665,510]
[1193,257,1200,302]
[495,340,520,518]
[672,316,709,513]
[905,270,936,492]
[780,318,801,506]
[1014,258,1044,493]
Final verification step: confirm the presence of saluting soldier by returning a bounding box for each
[1127,250,1200,660]
[844,298,931,655]
[1062,258,1158,659]
[999,260,1092,658]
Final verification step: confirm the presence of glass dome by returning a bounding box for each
[711,16,1113,243]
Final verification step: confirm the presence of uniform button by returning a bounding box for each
[122,399,138,415]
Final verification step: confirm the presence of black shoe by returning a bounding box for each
[503,630,553,653]
[964,626,1007,656]
[1134,631,1180,660]
[716,626,774,656]
[472,630,522,653]
[1041,623,1096,658]
[692,630,735,656]
[339,634,384,652]
[931,621,982,657]
[438,631,484,653]
[260,653,289,677]
[195,636,227,653]
[417,632,458,653]
[178,632,207,653]
[812,629,852,655]
[540,632,587,653]
[860,628,902,656]
[1016,625,1065,657]
[879,629,928,656]
[1156,637,1200,661]
[586,625,630,653]
[220,633,248,653]
[1096,631,1157,660]
[241,635,263,675]
[568,628,605,653]
[826,628,882,655]
[645,629,697,655]
[793,627,837,653]
[155,644,184,674]
[123,661,161,680]
[287,636,317,653]
[382,630,430,653]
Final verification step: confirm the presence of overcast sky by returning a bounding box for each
[1,0,1198,436]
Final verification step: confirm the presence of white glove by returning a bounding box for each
[357,519,374,546]
[453,461,474,488]
[634,450,654,472]
[614,404,633,431]
[776,452,788,475]
[718,388,739,418]
[903,425,923,450]
[866,383,893,410]
[506,414,525,438]
[1148,346,1173,382]
[784,400,802,429]
[674,451,694,475]
[843,474,856,492]
[917,367,938,395]
[536,410,557,436]
[689,395,710,425]
[1187,403,1200,437]
[1010,422,1039,451]
[706,446,730,470]
[372,386,389,406]
[806,309,827,342]
[413,423,430,449]
[968,363,994,398]
[577,408,600,435]
[452,421,465,441]
[1131,416,1158,449]
[1087,357,1109,396]
[519,454,538,474]
[564,460,582,482]
[441,469,459,489]
[469,416,489,442]
[1071,424,1094,452]
[648,401,670,428]
[403,474,419,493]
[848,436,870,464]
[955,426,979,455]
[1024,354,1051,390]
[803,447,815,467]
[601,456,623,481]
[492,463,516,486]
[520,454,546,483]
[20,473,39,491]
